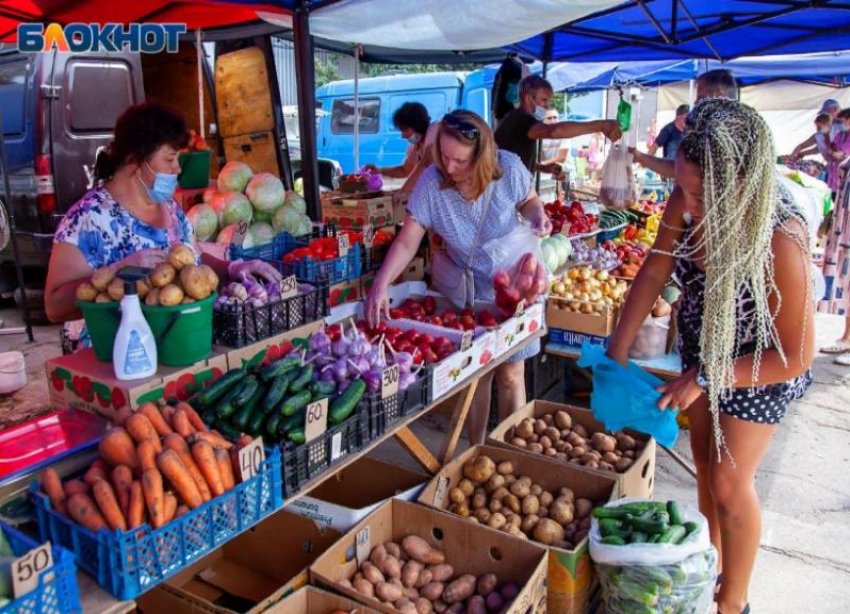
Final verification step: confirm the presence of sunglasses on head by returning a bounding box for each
[442,114,480,141]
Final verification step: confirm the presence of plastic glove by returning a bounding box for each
[227,259,282,285]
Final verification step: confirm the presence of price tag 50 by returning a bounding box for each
[381,364,400,398]
[278,275,298,300]
[233,219,249,246]
[238,438,266,482]
[13,542,53,598]
[305,398,329,442]
[337,234,351,257]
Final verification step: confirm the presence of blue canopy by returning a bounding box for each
[509,0,850,62]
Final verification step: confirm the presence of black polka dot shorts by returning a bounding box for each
[719,371,813,425]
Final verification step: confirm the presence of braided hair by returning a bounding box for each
[672,99,807,461]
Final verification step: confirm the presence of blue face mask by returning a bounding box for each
[407,134,421,145]
[140,163,179,202]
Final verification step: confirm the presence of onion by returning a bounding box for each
[310,329,331,352]
[362,369,382,392]
[331,337,349,358]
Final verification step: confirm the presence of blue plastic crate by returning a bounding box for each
[31,446,283,600]
[0,523,81,614]
[596,222,627,243]
[281,243,362,284]
[228,232,306,262]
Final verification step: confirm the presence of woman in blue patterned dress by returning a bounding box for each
[365,110,552,445]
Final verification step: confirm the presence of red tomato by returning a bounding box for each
[388,308,406,319]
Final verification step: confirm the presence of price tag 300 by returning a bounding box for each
[238,438,266,482]
[278,275,298,300]
[337,234,351,257]
[12,542,53,598]
[305,398,329,442]
[381,364,400,398]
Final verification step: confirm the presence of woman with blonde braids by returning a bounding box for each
[608,99,814,614]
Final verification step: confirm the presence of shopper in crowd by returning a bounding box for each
[649,104,690,160]
[608,99,814,614]
[494,75,621,175]
[789,113,832,164]
[539,108,569,174]
[365,110,551,445]
[365,102,439,206]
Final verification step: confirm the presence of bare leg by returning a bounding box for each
[495,361,527,423]
[686,396,723,573]
[466,372,494,445]
[711,412,779,614]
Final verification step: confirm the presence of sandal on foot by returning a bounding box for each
[718,604,750,614]
[835,353,850,366]
[820,341,850,354]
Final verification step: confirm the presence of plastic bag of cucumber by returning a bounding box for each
[589,498,718,614]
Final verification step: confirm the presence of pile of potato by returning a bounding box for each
[76,244,219,307]
[504,410,645,474]
[340,535,520,614]
[444,455,595,551]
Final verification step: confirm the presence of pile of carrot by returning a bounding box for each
[40,401,257,533]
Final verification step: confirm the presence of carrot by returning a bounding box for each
[175,505,189,518]
[155,449,203,509]
[91,478,127,532]
[84,464,109,487]
[163,434,212,502]
[191,440,224,496]
[137,402,173,437]
[236,434,253,448]
[171,408,196,439]
[113,406,133,427]
[215,447,236,491]
[67,493,107,532]
[64,479,89,497]
[125,413,162,453]
[161,404,177,429]
[41,468,66,515]
[176,402,208,433]
[188,431,234,451]
[110,465,133,516]
[128,481,145,529]
[162,492,178,524]
[137,440,157,472]
[98,427,140,470]
[141,468,165,529]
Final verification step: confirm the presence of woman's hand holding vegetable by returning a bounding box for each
[364,282,391,329]
[656,367,704,412]
[115,248,168,270]
[227,259,282,285]
[519,192,553,237]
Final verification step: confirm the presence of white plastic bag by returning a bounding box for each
[482,224,548,316]
[599,142,636,210]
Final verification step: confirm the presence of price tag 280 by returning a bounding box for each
[362,224,375,249]
[12,542,53,598]
[460,330,473,352]
[232,219,249,246]
[278,275,298,300]
[304,398,329,442]
[355,525,371,566]
[337,234,350,257]
[238,437,266,482]
[381,364,400,398]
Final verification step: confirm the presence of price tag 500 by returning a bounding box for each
[13,542,53,598]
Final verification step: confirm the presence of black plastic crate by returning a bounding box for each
[363,242,392,274]
[281,405,370,496]
[528,352,567,398]
[359,374,430,438]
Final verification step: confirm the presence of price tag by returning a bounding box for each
[331,431,343,461]
[278,275,298,300]
[304,398,329,442]
[560,223,571,238]
[514,299,526,318]
[337,234,350,257]
[232,219,249,246]
[355,526,371,567]
[12,542,53,598]
[381,364,400,398]
[459,330,473,352]
[238,437,266,482]
[433,476,449,508]
[362,224,375,249]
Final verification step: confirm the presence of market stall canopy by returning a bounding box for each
[507,0,850,62]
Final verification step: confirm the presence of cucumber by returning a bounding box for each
[233,375,260,407]
[288,429,306,445]
[260,355,301,382]
[265,412,285,439]
[667,500,685,526]
[278,411,304,438]
[658,525,687,544]
[629,516,669,535]
[247,402,269,437]
[201,406,217,428]
[288,365,314,393]
[281,390,312,416]
[310,380,337,397]
[629,531,648,544]
[683,521,700,537]
[601,535,626,545]
[262,373,292,414]
[215,418,242,440]
[215,379,246,419]
[197,369,245,407]
[648,533,662,543]
[329,379,366,424]
[598,518,623,537]
[232,383,265,431]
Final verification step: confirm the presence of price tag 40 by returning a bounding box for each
[238,438,266,482]
[460,330,473,352]
[381,364,400,399]
[356,525,371,567]
[337,234,351,257]
[305,398,329,442]
[13,542,53,598]
[362,224,375,249]
[232,219,250,246]
[278,275,298,300]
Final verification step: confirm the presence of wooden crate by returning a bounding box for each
[223,132,279,176]
[215,47,274,138]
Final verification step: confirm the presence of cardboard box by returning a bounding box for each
[285,456,430,533]
[487,401,656,499]
[400,257,425,282]
[161,510,341,614]
[310,499,548,614]
[491,301,546,358]
[321,192,394,229]
[546,297,617,338]
[265,587,382,614]
[360,272,377,297]
[548,328,610,352]
[418,445,619,614]
[218,320,323,371]
[391,190,408,225]
[328,278,362,308]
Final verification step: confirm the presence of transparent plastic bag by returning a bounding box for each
[629,314,671,360]
[600,142,636,210]
[483,224,548,317]
[590,498,717,614]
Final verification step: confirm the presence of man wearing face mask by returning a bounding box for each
[495,75,621,175]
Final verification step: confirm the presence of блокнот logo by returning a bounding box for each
[18,23,187,53]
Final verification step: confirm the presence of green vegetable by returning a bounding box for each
[601,535,626,545]
[628,516,669,535]
[683,521,700,537]
[629,531,648,544]
[658,525,687,544]
[288,429,306,445]
[667,500,684,526]
[233,384,265,430]
[265,412,285,439]
[598,518,624,537]
[329,379,366,424]
[201,406,217,428]
[260,355,301,382]
[611,576,659,607]
[288,365,314,393]
[310,380,337,397]
[215,419,242,440]
[281,390,313,416]
[593,501,666,520]
[262,373,292,414]
[233,375,260,407]
[648,533,661,543]
[215,380,246,419]
[198,369,245,407]
[279,411,305,435]
[247,402,269,437]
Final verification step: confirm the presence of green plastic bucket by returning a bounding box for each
[77,300,121,361]
[178,150,212,190]
[141,293,217,367]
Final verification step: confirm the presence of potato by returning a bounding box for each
[599,462,615,471]
[509,437,527,449]
[515,419,534,439]
[427,564,454,583]
[521,494,540,516]
[396,598,412,609]
[528,434,540,444]
[443,575,477,604]
[558,488,575,502]
[602,452,619,465]
[473,487,486,498]
[402,536,445,565]
[537,491,553,508]
[500,583,520,601]
[339,578,353,589]
[180,264,212,300]
[488,499,503,514]
[371,544,388,566]
[496,461,513,475]
[145,287,160,306]
[158,283,184,306]
[167,244,195,271]
[569,446,586,459]
[91,266,116,292]
[403,586,421,599]
[551,500,575,526]
[150,262,176,288]
[538,506,549,518]
[573,424,589,438]
[447,605,465,614]
[556,453,568,461]
[542,413,554,426]
[379,554,402,579]
[76,281,99,302]
[574,528,589,544]
[385,542,402,559]
[463,456,496,483]
[554,441,568,453]
[581,452,601,465]
[486,592,505,613]
[485,474,505,493]
[533,419,547,435]
[458,479,475,497]
[488,512,507,530]
[415,570,433,590]
[415,597,433,614]
[585,460,599,469]
[136,277,151,299]
[543,427,561,443]
[509,480,530,499]
[533,518,566,545]
[199,264,219,292]
[591,432,617,453]
[544,447,557,457]
[624,450,636,459]
[402,561,423,588]
[503,474,516,486]
[615,457,634,472]
[554,411,572,430]
[466,595,486,614]
[521,514,540,534]
[503,494,521,514]
[575,498,593,519]
[473,508,491,524]
[566,432,585,447]
[363,562,386,585]
[95,292,112,303]
[376,581,403,602]
[539,435,552,450]
[616,432,636,451]
[476,573,498,597]
[449,487,466,505]
[433,601,448,614]
[421,581,445,601]
[399,602,418,614]
[353,578,375,597]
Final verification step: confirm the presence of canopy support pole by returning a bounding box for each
[195,29,205,140]
[354,44,362,172]
[293,0,320,219]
